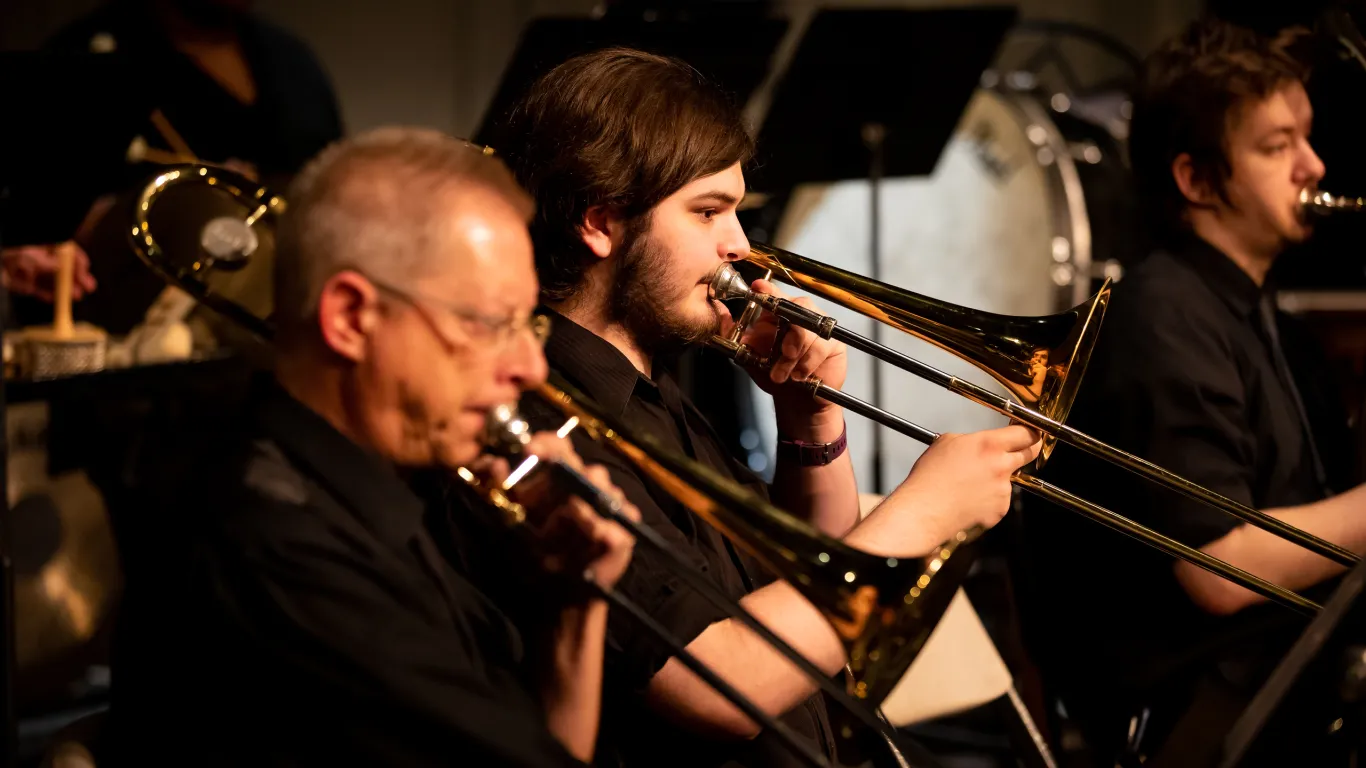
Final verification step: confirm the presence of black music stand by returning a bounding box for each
[1219,557,1366,767]
[747,6,1016,493]
[472,12,788,148]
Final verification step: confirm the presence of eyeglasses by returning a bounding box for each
[367,277,551,351]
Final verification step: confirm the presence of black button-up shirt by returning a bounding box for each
[108,381,582,767]
[1022,235,1357,715]
[497,311,837,768]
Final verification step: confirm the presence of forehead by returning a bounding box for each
[1231,81,1312,138]
[664,163,747,202]
[429,193,537,308]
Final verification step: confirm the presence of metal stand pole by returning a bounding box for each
[863,122,886,494]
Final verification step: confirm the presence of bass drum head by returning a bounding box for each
[759,88,1129,488]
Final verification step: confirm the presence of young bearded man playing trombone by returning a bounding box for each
[473,47,1044,768]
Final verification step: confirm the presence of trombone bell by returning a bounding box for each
[743,243,1111,464]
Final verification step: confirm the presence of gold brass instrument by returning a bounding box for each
[707,240,1363,615]
[129,164,283,340]
[737,245,1109,467]
[456,401,837,768]
[531,378,976,706]
[1302,187,1366,213]
[126,165,971,763]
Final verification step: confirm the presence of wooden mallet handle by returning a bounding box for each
[54,242,75,340]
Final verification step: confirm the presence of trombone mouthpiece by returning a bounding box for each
[1302,188,1366,214]
[709,264,753,303]
[480,403,533,457]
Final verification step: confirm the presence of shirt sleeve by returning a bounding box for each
[561,430,736,690]
[1075,300,1258,549]
[215,506,586,768]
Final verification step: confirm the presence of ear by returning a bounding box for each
[1172,153,1216,207]
[578,205,620,259]
[316,270,380,363]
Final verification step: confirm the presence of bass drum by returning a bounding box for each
[759,84,1144,488]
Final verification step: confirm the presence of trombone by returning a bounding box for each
[706,232,1364,617]
[1302,187,1365,213]
[466,380,968,768]
[125,163,973,768]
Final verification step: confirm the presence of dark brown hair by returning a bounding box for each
[494,47,755,302]
[1130,16,1310,236]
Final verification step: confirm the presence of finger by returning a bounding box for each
[993,424,1042,452]
[582,465,628,516]
[750,278,789,299]
[524,433,583,470]
[716,309,737,339]
[788,336,831,384]
[472,456,513,486]
[1004,438,1044,470]
[595,520,635,558]
[769,323,812,383]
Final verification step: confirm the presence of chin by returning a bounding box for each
[440,439,482,470]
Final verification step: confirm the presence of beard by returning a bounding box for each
[609,219,722,359]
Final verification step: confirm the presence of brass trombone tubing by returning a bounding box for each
[743,290,1358,569]
[466,449,831,768]
[491,385,949,768]
[801,379,1321,616]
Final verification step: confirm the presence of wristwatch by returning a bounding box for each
[776,424,848,467]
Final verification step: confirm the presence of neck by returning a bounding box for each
[1188,212,1277,287]
[274,345,371,452]
[550,293,653,378]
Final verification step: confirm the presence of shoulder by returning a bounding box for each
[183,434,360,570]
[1101,251,1238,362]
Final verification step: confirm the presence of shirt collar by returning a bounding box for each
[1172,234,1270,319]
[256,378,427,548]
[541,307,662,418]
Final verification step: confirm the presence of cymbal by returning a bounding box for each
[10,471,120,670]
[7,401,121,708]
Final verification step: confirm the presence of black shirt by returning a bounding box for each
[465,310,838,768]
[1021,235,1357,741]
[108,381,582,768]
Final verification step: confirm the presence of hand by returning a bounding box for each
[1,242,97,302]
[724,278,848,441]
[476,432,639,591]
[846,424,1042,557]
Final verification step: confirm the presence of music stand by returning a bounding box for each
[748,6,1016,493]
[1219,556,1366,767]
[472,13,788,147]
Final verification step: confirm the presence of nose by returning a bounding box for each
[503,327,549,391]
[1300,139,1326,187]
[720,213,751,263]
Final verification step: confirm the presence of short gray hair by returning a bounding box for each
[274,126,533,336]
